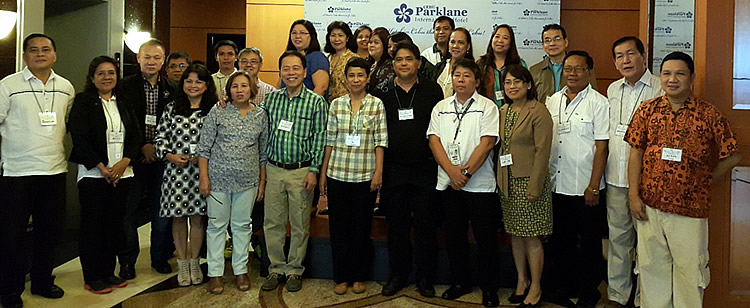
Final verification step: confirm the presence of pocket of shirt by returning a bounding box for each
[577,114,594,135]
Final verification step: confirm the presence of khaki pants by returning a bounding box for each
[635,205,710,308]
[606,185,638,305]
[264,165,313,276]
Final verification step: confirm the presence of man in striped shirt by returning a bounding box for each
[260,50,327,293]
[238,47,276,105]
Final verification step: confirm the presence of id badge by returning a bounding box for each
[447,143,461,165]
[615,124,628,137]
[278,119,294,131]
[189,143,198,155]
[398,108,414,121]
[39,112,57,126]
[661,147,683,162]
[495,90,504,100]
[113,152,122,162]
[108,131,124,143]
[558,122,571,134]
[345,134,361,147]
[499,153,513,167]
[145,114,157,126]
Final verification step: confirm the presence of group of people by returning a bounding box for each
[0,14,741,308]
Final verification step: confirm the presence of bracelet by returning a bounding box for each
[587,186,599,195]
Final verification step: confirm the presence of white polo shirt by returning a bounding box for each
[0,67,74,176]
[77,96,135,182]
[605,69,663,188]
[212,68,237,97]
[436,63,453,99]
[420,44,442,66]
[427,91,499,193]
[546,84,609,196]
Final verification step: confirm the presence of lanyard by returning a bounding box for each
[619,83,646,125]
[502,106,518,152]
[452,98,475,143]
[28,79,56,113]
[557,87,587,124]
[101,97,123,133]
[394,81,417,109]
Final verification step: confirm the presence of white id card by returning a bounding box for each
[39,112,57,126]
[495,90,504,101]
[189,143,198,154]
[145,114,158,126]
[447,144,461,165]
[345,134,361,147]
[661,147,683,162]
[615,124,628,137]
[113,152,122,162]
[558,122,571,134]
[108,131,124,143]
[499,154,513,167]
[278,119,294,131]
[398,108,414,120]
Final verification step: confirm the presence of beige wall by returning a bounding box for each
[169,0,246,65]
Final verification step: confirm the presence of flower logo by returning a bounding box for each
[686,11,693,19]
[328,6,334,13]
[393,3,414,23]
[665,26,672,34]
[685,42,692,49]
[523,9,530,16]
[523,39,531,46]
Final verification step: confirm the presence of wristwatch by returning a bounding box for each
[461,169,472,178]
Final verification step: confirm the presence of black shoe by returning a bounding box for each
[416,279,435,298]
[0,293,23,308]
[151,261,172,274]
[381,276,407,296]
[119,263,136,280]
[105,276,128,288]
[30,284,64,299]
[508,286,529,304]
[441,284,472,300]
[482,290,499,307]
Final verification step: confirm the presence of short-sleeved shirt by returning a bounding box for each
[625,96,739,218]
[0,68,74,176]
[421,44,443,66]
[212,69,237,97]
[427,92,500,193]
[196,103,268,193]
[253,78,276,106]
[546,84,610,196]
[606,70,663,187]
[325,94,388,182]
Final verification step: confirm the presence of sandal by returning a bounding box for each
[236,274,251,291]
[207,277,224,294]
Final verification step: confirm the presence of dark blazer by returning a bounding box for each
[119,74,174,146]
[69,90,142,169]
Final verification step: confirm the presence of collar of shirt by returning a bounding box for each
[22,67,57,83]
[215,69,237,79]
[431,43,440,54]
[655,95,697,111]
[100,95,117,103]
[450,91,479,108]
[541,52,566,71]
[618,68,655,91]
[141,74,161,87]
[558,84,592,107]
[282,86,309,100]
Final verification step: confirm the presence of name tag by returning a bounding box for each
[278,119,294,132]
[499,154,513,167]
[39,112,57,126]
[558,122,571,134]
[108,131,124,143]
[661,147,683,162]
[345,134,361,147]
[113,152,122,163]
[145,114,157,126]
[495,90,504,101]
[447,143,461,165]
[615,124,628,137]
[398,108,414,121]
[189,143,198,155]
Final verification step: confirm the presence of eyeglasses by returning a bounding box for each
[167,63,187,70]
[543,36,564,44]
[563,66,589,73]
[291,31,310,37]
[239,59,261,65]
[503,79,526,87]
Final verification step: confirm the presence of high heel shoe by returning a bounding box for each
[507,286,529,304]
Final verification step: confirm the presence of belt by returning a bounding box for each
[268,159,311,170]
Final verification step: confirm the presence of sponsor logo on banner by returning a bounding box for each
[519,8,553,21]
[522,38,543,47]
[393,3,469,24]
[665,11,693,20]
[325,6,355,17]
[665,41,692,50]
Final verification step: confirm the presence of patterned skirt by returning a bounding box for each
[500,169,553,237]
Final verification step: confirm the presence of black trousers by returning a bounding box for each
[441,189,500,292]
[78,178,130,283]
[546,192,606,302]
[0,174,66,296]
[327,178,377,283]
[119,161,173,265]
[382,182,440,282]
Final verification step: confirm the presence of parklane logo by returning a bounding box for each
[655,26,673,34]
[523,9,549,17]
[522,38,543,47]
[393,3,468,23]
[666,11,693,19]
[327,6,352,14]
[665,41,692,50]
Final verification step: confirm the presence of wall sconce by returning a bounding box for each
[0,10,17,40]
[124,30,151,52]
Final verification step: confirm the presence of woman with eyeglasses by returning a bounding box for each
[284,19,329,97]
[477,24,527,108]
[197,71,268,294]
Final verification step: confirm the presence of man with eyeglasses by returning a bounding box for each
[165,51,192,88]
[0,33,74,308]
[544,50,609,308]
[212,40,238,97]
[603,36,663,308]
[420,16,455,66]
[238,47,276,105]
[530,24,599,104]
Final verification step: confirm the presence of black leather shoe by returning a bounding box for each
[416,279,435,297]
[30,284,64,299]
[0,293,23,308]
[441,284,472,300]
[119,263,136,280]
[381,276,407,296]
[151,261,172,274]
[482,290,499,307]
[508,286,529,304]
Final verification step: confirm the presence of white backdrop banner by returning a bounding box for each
[304,0,560,65]
[652,0,694,74]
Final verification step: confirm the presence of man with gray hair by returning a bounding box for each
[238,47,276,104]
